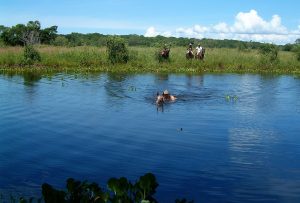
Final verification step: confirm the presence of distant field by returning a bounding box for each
[0,46,300,74]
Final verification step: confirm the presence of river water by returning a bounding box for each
[0,73,300,202]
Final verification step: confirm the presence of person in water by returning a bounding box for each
[156,90,177,105]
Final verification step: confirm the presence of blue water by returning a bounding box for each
[0,73,300,202]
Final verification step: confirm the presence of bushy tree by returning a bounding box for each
[106,36,129,63]
[40,26,58,44]
[1,24,27,46]
[259,43,279,64]
[0,21,57,46]
[22,45,41,65]
[293,45,300,61]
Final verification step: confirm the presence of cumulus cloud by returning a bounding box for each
[144,10,300,44]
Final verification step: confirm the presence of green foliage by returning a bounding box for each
[1,46,300,73]
[40,26,58,44]
[0,38,4,47]
[237,42,249,51]
[106,36,129,64]
[107,177,132,202]
[259,43,279,65]
[1,24,27,46]
[52,36,69,46]
[293,45,300,61]
[0,21,57,46]
[22,45,41,65]
[282,43,294,51]
[136,173,158,201]
[42,183,66,203]
[42,178,106,203]
[41,173,163,203]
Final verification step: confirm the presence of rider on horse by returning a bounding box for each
[195,44,205,60]
[196,44,203,55]
[187,43,193,54]
[160,44,170,59]
[186,42,194,59]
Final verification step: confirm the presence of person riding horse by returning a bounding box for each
[186,43,194,59]
[160,44,170,59]
[195,44,205,60]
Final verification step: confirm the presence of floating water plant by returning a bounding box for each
[225,95,239,101]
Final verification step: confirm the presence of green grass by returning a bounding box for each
[0,45,300,74]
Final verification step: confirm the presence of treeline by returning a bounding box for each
[0,21,57,46]
[1,20,300,51]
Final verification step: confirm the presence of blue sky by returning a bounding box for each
[1,0,300,44]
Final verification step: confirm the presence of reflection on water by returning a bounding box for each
[23,72,42,86]
[0,73,300,203]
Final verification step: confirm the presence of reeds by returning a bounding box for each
[0,46,299,74]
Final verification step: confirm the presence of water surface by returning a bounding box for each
[0,73,300,202]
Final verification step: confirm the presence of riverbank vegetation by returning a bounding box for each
[0,173,193,203]
[1,21,300,74]
[1,45,300,74]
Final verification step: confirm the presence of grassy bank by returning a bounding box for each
[0,46,300,74]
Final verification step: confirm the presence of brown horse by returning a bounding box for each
[186,50,194,59]
[195,48,205,60]
[160,48,170,59]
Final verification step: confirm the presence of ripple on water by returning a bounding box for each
[0,73,300,202]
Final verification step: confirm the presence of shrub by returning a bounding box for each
[52,36,69,46]
[22,45,41,65]
[282,43,293,51]
[0,38,5,47]
[293,45,300,61]
[259,43,279,64]
[106,36,129,64]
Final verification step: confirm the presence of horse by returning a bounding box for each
[195,48,205,60]
[186,49,194,59]
[160,48,170,59]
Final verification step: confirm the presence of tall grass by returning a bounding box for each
[0,45,300,74]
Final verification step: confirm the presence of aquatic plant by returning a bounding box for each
[225,95,238,101]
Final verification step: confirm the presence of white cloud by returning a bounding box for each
[144,10,300,44]
[232,10,287,34]
[144,26,159,37]
[213,23,230,33]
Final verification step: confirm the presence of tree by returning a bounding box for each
[106,36,129,63]
[293,45,300,61]
[295,38,300,44]
[52,35,69,46]
[259,43,279,64]
[0,25,8,34]
[0,21,58,46]
[40,26,58,44]
[1,24,27,46]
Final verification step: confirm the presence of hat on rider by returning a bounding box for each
[163,90,169,95]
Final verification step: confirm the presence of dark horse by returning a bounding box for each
[195,48,205,60]
[186,50,194,59]
[160,48,170,59]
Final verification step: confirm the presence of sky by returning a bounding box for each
[1,0,300,44]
